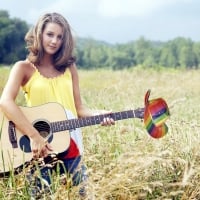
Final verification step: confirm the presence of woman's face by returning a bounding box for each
[42,22,63,55]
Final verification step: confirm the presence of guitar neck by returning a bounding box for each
[50,109,143,132]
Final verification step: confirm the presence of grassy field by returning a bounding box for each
[0,66,200,199]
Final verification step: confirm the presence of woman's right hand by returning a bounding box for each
[30,134,53,158]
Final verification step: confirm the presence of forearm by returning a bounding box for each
[76,104,95,118]
[76,104,111,118]
[0,99,39,138]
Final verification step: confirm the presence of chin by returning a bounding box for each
[46,50,57,55]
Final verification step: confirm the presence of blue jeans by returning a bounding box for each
[27,155,87,190]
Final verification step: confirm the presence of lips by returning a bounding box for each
[49,45,57,49]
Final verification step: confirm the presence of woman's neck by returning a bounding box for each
[39,54,54,68]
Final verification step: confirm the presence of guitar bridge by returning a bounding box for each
[8,121,18,148]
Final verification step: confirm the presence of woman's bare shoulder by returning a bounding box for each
[12,60,36,85]
[13,60,33,69]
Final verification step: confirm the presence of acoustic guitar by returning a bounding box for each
[0,102,144,173]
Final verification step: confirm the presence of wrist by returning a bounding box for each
[26,127,40,139]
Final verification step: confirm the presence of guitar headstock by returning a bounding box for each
[134,107,144,119]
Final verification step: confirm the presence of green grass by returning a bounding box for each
[0,67,200,199]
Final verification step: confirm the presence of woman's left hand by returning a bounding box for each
[101,116,115,126]
[94,110,115,126]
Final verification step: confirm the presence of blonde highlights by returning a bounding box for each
[25,12,75,71]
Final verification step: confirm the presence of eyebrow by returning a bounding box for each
[46,30,63,36]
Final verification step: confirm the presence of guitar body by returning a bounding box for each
[0,102,70,173]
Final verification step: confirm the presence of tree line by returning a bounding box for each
[1,10,200,69]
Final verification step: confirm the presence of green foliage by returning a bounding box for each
[75,36,200,70]
[0,10,28,64]
[1,9,200,70]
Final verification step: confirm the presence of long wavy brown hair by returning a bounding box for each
[25,12,76,71]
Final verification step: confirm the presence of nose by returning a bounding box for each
[51,36,59,44]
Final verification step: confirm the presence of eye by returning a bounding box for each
[57,35,63,41]
[47,32,54,37]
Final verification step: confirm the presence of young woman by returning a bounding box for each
[0,12,114,198]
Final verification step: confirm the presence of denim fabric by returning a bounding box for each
[27,156,87,189]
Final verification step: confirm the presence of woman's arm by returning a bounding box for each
[69,64,115,125]
[0,61,52,157]
[0,62,35,135]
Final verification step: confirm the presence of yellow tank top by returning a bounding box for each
[22,67,77,117]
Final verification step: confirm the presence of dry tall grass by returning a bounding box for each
[0,67,200,199]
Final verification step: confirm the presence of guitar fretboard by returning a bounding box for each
[50,110,139,132]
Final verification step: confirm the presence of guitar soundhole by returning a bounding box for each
[33,120,53,143]
[19,120,53,153]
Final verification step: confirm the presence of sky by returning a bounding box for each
[1,0,200,44]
